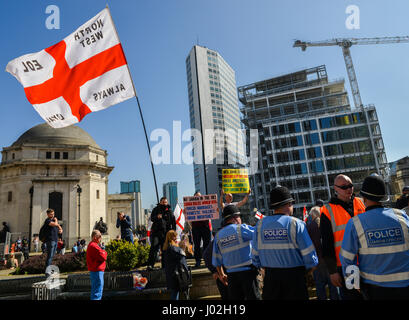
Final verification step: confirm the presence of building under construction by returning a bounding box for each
[239,65,388,217]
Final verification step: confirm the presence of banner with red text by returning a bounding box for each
[183,194,219,221]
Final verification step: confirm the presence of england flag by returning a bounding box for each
[254,208,264,220]
[174,203,185,242]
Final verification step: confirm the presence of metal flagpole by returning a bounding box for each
[106,5,159,204]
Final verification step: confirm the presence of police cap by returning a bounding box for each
[360,175,388,202]
[270,186,294,209]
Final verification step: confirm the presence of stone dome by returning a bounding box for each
[12,123,101,149]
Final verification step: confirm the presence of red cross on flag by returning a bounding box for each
[303,206,308,222]
[253,208,264,220]
[6,8,135,128]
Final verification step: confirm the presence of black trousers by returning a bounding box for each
[362,283,409,300]
[147,234,165,268]
[263,266,309,300]
[216,278,229,300]
[227,268,260,300]
[192,226,211,264]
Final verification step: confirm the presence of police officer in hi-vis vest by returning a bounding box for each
[340,174,409,300]
[252,186,318,300]
[212,205,260,300]
[320,174,365,300]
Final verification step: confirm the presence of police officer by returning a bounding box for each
[252,186,318,300]
[320,174,365,300]
[340,175,409,300]
[212,205,260,300]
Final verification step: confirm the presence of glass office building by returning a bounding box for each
[120,180,143,226]
[239,65,388,217]
[186,45,249,229]
[120,180,140,194]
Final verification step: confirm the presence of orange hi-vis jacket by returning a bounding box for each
[320,197,366,266]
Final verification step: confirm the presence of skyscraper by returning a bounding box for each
[163,181,178,211]
[239,65,388,217]
[185,45,248,228]
[120,180,144,226]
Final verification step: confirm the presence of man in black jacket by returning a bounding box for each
[147,197,176,270]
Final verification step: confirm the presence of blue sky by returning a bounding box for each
[1,0,408,210]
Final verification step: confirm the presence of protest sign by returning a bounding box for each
[222,168,250,193]
[183,194,219,221]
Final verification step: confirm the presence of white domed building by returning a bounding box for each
[0,123,127,247]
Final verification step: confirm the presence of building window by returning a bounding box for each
[303,120,317,131]
[46,152,52,159]
[8,191,12,202]
[304,133,320,145]
[310,160,324,173]
[63,152,68,159]
[96,190,100,199]
[55,152,60,159]
[307,147,322,159]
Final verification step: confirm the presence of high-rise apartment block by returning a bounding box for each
[239,65,387,217]
[185,45,248,228]
[120,180,144,226]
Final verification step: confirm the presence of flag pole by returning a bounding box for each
[106,5,159,204]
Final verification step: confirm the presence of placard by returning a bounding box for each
[183,194,219,221]
[222,168,250,193]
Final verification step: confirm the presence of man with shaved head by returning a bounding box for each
[320,174,366,300]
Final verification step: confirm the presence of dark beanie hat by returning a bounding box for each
[270,186,294,209]
[222,205,240,222]
[360,175,388,202]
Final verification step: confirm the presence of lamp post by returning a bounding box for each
[76,185,82,238]
[29,185,34,249]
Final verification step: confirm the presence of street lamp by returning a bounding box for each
[29,186,34,248]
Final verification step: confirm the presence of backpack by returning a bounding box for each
[174,264,192,292]
[39,222,48,242]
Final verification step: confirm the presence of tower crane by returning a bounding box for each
[293,36,409,109]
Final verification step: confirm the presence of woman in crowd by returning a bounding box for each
[162,230,189,300]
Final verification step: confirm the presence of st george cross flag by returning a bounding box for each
[146,213,152,245]
[6,8,135,128]
[255,211,264,220]
[174,203,185,241]
[254,208,264,220]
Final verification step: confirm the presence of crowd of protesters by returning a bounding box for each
[3,172,407,301]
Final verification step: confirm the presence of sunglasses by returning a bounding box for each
[335,184,354,190]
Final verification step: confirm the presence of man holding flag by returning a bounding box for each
[147,197,176,270]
